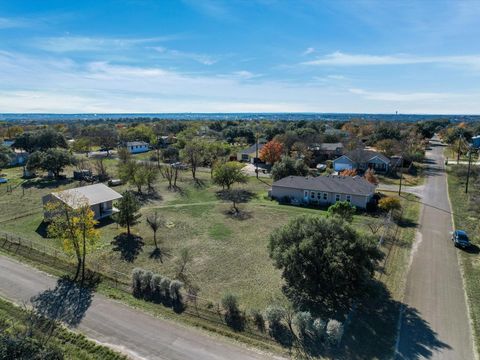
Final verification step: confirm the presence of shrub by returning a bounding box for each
[249,309,265,332]
[378,196,401,213]
[327,201,356,222]
[131,268,145,297]
[313,318,326,338]
[150,274,163,300]
[326,319,344,345]
[221,293,244,331]
[264,305,285,330]
[221,293,239,314]
[159,277,171,298]
[293,311,314,337]
[141,271,153,298]
[170,280,184,301]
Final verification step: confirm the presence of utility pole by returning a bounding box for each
[465,149,473,194]
[398,156,404,196]
[255,132,259,179]
[457,133,463,165]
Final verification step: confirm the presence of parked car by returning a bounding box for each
[0,178,8,184]
[108,179,123,186]
[452,230,470,249]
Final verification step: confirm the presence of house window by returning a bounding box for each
[304,191,308,198]
[323,192,328,200]
[317,192,321,199]
[335,194,341,202]
[311,191,315,199]
[346,195,351,203]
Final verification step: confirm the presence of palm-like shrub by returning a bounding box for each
[293,311,314,337]
[326,319,344,345]
[170,280,184,301]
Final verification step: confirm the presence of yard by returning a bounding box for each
[0,160,420,357]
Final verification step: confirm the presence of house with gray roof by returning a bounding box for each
[237,143,265,163]
[333,149,393,173]
[126,141,149,154]
[270,175,376,209]
[42,183,122,221]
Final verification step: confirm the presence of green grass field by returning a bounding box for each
[0,296,127,359]
[447,166,480,356]
[0,160,421,358]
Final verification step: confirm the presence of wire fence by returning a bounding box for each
[0,230,277,344]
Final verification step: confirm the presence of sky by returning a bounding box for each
[0,0,480,114]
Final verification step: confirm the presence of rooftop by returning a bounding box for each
[343,149,390,163]
[272,175,376,196]
[239,143,265,155]
[52,183,122,208]
[126,141,149,146]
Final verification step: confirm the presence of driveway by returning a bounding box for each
[395,138,475,359]
[378,184,426,198]
[0,255,282,360]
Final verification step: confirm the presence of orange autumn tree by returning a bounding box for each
[260,140,283,165]
[340,169,357,177]
[365,169,379,185]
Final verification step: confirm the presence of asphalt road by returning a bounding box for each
[0,255,281,360]
[396,139,475,359]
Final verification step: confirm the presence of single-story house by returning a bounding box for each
[237,143,265,163]
[333,149,393,173]
[270,175,376,209]
[472,135,480,149]
[310,142,344,161]
[42,183,122,221]
[126,141,149,154]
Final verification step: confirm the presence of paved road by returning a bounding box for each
[0,255,282,360]
[378,184,425,199]
[396,138,475,359]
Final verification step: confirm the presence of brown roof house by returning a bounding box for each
[42,183,122,221]
[270,175,376,209]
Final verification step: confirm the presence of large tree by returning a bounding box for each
[271,156,308,181]
[269,215,382,309]
[180,140,205,181]
[259,140,283,165]
[26,149,76,178]
[0,145,13,172]
[212,161,248,190]
[115,191,141,237]
[46,193,99,282]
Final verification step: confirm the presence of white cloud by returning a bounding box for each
[348,88,460,102]
[151,46,217,65]
[0,17,30,29]
[302,47,315,56]
[33,36,175,52]
[303,51,480,69]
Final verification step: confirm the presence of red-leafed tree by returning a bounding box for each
[260,140,283,165]
[365,169,379,185]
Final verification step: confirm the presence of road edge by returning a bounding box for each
[444,157,479,360]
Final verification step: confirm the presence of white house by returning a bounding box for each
[270,175,376,209]
[42,183,122,221]
[333,149,392,173]
[126,141,149,154]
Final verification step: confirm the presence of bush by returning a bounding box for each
[221,293,244,331]
[313,318,326,338]
[170,280,184,301]
[221,293,239,314]
[327,201,356,222]
[378,196,401,213]
[293,311,314,337]
[132,268,145,298]
[326,319,344,345]
[141,271,153,299]
[150,274,163,301]
[249,309,265,332]
[159,277,171,298]
[264,305,285,330]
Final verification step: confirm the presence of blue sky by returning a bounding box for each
[0,0,479,114]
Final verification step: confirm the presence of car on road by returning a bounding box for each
[452,230,470,249]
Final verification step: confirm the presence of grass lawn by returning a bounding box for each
[0,161,420,358]
[447,165,480,356]
[0,296,127,359]
[377,163,425,187]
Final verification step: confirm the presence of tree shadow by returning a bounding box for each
[339,281,450,360]
[111,233,144,262]
[137,190,163,205]
[30,275,99,328]
[216,189,256,220]
[269,323,293,348]
[22,177,76,189]
[149,246,172,262]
